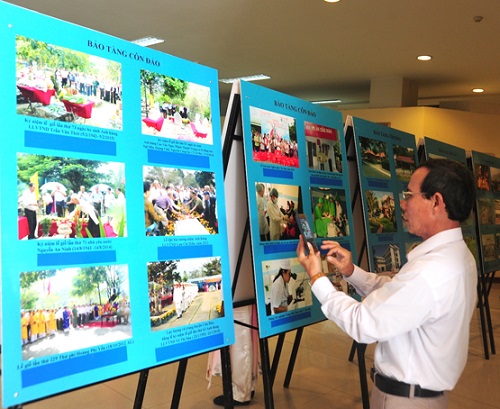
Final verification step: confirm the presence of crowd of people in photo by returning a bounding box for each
[251,128,299,167]
[21,299,130,346]
[150,282,199,320]
[256,183,300,242]
[144,180,218,235]
[19,182,126,240]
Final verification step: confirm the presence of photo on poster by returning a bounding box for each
[464,235,479,265]
[310,187,349,238]
[140,70,213,144]
[254,182,302,242]
[17,153,126,240]
[249,106,298,167]
[494,200,500,224]
[478,198,493,225]
[359,136,390,179]
[475,164,490,191]
[496,234,500,259]
[262,258,311,316]
[16,35,123,129]
[405,241,421,256]
[491,167,500,192]
[304,121,342,173]
[143,166,218,236]
[365,190,397,233]
[21,264,131,361]
[372,243,401,276]
[393,145,416,181]
[148,257,223,330]
[481,234,496,262]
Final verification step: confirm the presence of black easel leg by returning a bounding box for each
[270,333,285,387]
[348,339,357,362]
[483,273,496,355]
[477,278,490,359]
[133,369,149,409]
[284,328,303,388]
[170,358,188,409]
[260,338,275,409]
[220,346,235,409]
[356,343,370,409]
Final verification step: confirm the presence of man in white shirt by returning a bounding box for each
[21,182,38,239]
[297,159,477,409]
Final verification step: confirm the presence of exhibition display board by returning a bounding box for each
[238,81,357,338]
[421,137,480,267]
[349,116,419,274]
[470,151,500,274]
[0,2,234,407]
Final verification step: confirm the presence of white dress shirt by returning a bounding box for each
[311,228,477,391]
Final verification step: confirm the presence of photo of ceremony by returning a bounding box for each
[16,35,122,129]
[249,106,299,168]
[17,153,127,240]
[143,166,218,236]
[20,265,131,361]
[147,257,223,331]
[140,69,213,144]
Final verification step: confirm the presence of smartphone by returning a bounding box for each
[296,213,318,255]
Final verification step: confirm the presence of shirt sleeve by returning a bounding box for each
[311,266,435,344]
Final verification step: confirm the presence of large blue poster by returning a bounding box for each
[422,137,480,271]
[239,81,356,338]
[0,2,234,407]
[350,116,419,274]
[470,150,500,273]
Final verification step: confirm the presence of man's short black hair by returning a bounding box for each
[143,181,151,193]
[418,158,476,222]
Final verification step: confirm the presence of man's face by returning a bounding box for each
[401,167,433,240]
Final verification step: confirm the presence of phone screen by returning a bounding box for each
[297,214,318,255]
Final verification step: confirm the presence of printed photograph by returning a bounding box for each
[372,243,401,276]
[478,198,493,225]
[481,234,496,262]
[393,145,416,182]
[140,69,213,144]
[262,258,311,316]
[148,257,223,330]
[16,35,122,129]
[143,166,218,236]
[495,200,500,224]
[17,153,126,240]
[249,107,298,167]
[491,167,500,192]
[365,190,397,233]
[310,187,349,238]
[255,182,302,242]
[475,164,490,191]
[21,265,131,360]
[464,235,479,266]
[359,136,390,179]
[304,121,342,173]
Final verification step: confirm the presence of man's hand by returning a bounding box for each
[321,240,354,277]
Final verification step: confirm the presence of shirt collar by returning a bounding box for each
[407,227,464,262]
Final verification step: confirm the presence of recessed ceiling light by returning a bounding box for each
[311,99,342,104]
[417,55,432,61]
[219,74,271,84]
[324,0,341,3]
[472,88,485,93]
[131,36,165,47]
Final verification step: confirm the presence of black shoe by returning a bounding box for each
[213,395,250,406]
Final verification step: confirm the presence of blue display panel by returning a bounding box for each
[422,137,480,272]
[0,2,234,407]
[350,116,419,273]
[239,81,357,338]
[470,150,500,273]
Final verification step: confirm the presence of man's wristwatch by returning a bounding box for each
[309,272,326,286]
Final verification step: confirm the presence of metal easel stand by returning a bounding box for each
[477,270,497,359]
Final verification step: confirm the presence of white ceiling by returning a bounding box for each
[6,0,500,114]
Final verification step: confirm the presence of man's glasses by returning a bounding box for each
[401,191,428,201]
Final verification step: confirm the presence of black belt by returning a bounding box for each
[370,368,443,398]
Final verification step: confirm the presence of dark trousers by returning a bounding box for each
[25,208,37,239]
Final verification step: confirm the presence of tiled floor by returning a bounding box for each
[4,282,499,409]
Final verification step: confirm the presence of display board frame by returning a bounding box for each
[0,3,234,407]
[349,116,419,274]
[238,81,357,338]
